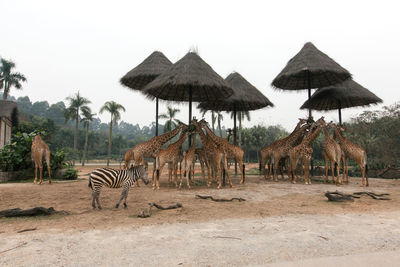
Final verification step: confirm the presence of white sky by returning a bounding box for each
[2,0,399,131]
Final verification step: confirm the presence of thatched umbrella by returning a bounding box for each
[272,42,352,120]
[143,52,233,133]
[143,52,233,181]
[300,79,382,125]
[198,72,274,174]
[120,51,173,136]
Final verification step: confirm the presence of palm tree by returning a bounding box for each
[231,111,250,146]
[200,109,216,133]
[216,111,224,137]
[81,109,96,166]
[158,105,180,133]
[65,92,91,165]
[100,101,126,166]
[0,58,27,100]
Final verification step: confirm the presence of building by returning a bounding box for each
[0,100,18,149]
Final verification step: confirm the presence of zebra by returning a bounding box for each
[88,165,149,210]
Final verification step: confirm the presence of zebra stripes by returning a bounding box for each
[88,165,149,210]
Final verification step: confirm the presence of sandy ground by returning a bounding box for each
[0,165,399,266]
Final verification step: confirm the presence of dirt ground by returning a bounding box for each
[1,164,400,266]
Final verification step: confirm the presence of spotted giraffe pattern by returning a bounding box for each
[154,129,188,190]
[331,123,369,186]
[31,135,51,185]
[321,120,342,185]
[260,118,308,180]
[193,118,232,189]
[289,117,324,184]
[198,119,245,184]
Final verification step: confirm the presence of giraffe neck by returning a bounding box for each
[333,126,346,142]
[321,124,331,139]
[189,134,197,152]
[286,124,308,145]
[302,127,321,147]
[155,125,182,145]
[203,124,224,145]
[195,124,212,149]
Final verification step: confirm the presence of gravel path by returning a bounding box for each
[1,211,400,266]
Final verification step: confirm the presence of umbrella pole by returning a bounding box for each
[307,70,314,177]
[338,101,342,126]
[155,97,159,136]
[234,108,237,176]
[188,89,192,181]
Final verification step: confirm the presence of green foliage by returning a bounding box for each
[63,168,78,180]
[0,131,38,171]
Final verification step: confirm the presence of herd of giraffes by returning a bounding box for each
[30,116,369,188]
[261,117,368,187]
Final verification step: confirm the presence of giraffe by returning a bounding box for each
[321,120,342,185]
[180,131,198,189]
[31,135,51,185]
[198,119,245,184]
[124,122,187,182]
[260,118,308,180]
[193,118,232,189]
[289,117,324,185]
[269,121,311,182]
[154,128,189,189]
[195,148,207,181]
[331,123,369,186]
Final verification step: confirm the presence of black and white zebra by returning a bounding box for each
[88,165,149,210]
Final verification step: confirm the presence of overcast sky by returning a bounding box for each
[2,0,399,131]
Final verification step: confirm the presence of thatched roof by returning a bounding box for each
[300,79,382,110]
[0,100,17,118]
[143,52,233,102]
[197,72,274,111]
[272,42,351,90]
[120,51,173,90]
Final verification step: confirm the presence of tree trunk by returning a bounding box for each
[2,81,8,100]
[107,117,113,166]
[82,124,89,166]
[73,110,78,166]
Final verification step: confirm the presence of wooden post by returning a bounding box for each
[188,88,192,181]
[155,97,159,136]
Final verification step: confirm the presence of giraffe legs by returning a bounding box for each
[304,159,311,185]
[33,162,38,184]
[45,151,51,184]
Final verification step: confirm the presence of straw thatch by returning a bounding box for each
[0,100,17,118]
[197,72,274,111]
[120,51,173,90]
[300,79,382,110]
[143,52,233,102]
[272,42,351,90]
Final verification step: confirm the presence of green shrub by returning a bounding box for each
[63,168,78,180]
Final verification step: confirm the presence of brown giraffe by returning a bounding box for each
[321,120,342,185]
[180,131,198,189]
[269,121,311,181]
[260,118,308,179]
[124,122,187,182]
[289,117,324,185]
[198,119,245,184]
[193,118,232,189]
[331,123,369,186]
[195,148,207,181]
[154,129,189,189]
[31,135,51,185]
